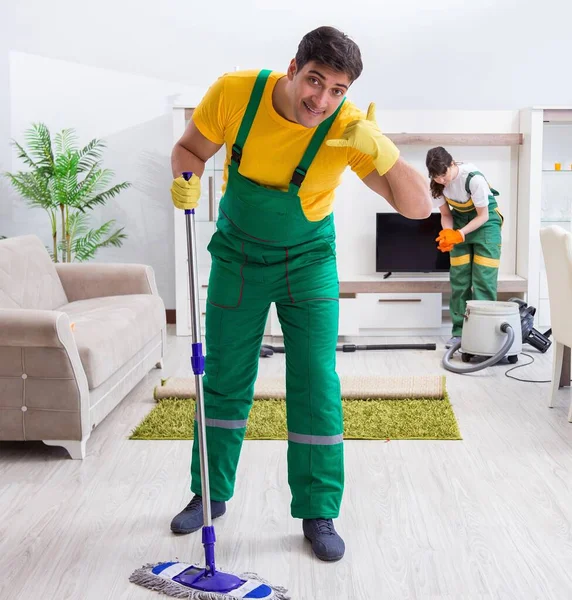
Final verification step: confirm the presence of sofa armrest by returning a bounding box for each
[0,308,91,445]
[0,309,74,347]
[55,263,159,302]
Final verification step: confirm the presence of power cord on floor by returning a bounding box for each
[504,351,572,384]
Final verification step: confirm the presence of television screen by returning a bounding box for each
[376,212,450,273]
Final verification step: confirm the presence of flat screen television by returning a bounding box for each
[376,212,450,273]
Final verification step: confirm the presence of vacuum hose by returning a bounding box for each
[442,322,515,373]
[260,342,436,357]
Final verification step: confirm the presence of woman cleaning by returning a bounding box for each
[426,146,503,348]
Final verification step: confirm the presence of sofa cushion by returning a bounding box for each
[0,235,68,310]
[59,294,165,389]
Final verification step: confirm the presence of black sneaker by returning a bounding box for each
[302,518,345,561]
[170,495,226,534]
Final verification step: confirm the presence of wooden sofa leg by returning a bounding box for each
[43,438,88,459]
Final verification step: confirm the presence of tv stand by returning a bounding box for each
[327,273,529,337]
[265,274,528,339]
[339,273,527,295]
[383,272,392,279]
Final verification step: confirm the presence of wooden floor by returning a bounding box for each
[1,326,572,600]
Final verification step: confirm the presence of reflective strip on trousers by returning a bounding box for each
[473,254,500,268]
[288,432,343,445]
[450,254,471,267]
[194,417,248,429]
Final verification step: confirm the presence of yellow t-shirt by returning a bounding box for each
[192,70,376,221]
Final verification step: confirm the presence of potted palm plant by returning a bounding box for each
[4,123,131,262]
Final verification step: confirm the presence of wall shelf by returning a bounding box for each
[386,133,523,146]
[184,104,522,147]
[542,109,572,123]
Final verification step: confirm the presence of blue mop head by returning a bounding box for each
[129,561,290,599]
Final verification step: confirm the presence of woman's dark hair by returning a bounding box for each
[295,26,363,83]
[426,146,454,199]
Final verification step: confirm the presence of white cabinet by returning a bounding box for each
[339,299,360,335]
[195,147,225,223]
[268,293,443,337]
[172,102,535,338]
[173,102,224,335]
[268,298,361,337]
[518,107,572,329]
[176,220,215,336]
[357,293,442,331]
[172,105,225,224]
[540,118,572,239]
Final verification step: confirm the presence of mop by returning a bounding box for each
[130,173,289,600]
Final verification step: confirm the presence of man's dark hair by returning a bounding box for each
[295,26,363,83]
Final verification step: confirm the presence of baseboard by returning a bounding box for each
[166,309,176,324]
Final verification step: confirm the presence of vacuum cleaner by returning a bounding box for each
[442,298,551,374]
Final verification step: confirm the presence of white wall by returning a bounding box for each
[0,2,13,228]
[2,0,571,306]
[6,0,572,109]
[5,52,203,307]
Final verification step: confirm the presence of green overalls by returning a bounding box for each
[190,70,344,519]
[447,171,503,336]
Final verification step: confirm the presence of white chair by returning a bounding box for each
[540,226,572,420]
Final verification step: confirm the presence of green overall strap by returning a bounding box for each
[465,170,499,197]
[231,69,272,166]
[288,99,346,193]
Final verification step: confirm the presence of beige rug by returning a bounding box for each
[154,374,445,401]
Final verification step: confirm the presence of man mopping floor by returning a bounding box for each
[130,179,288,599]
[169,25,432,562]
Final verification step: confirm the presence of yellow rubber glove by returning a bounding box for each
[170,174,201,210]
[436,229,464,252]
[326,102,400,176]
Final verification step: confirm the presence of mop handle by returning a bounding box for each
[182,172,213,533]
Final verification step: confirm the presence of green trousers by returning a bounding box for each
[190,229,343,519]
[449,208,502,336]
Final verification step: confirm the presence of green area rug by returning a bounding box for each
[130,392,461,441]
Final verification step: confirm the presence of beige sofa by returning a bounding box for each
[0,235,166,459]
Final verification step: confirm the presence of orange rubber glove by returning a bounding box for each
[436,229,464,252]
